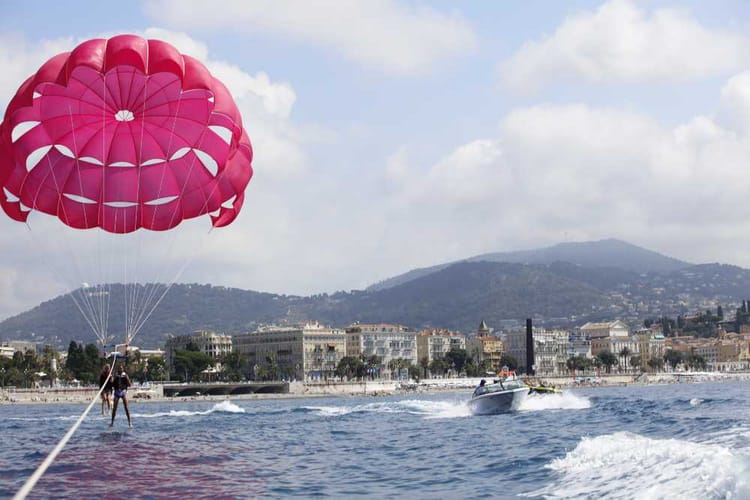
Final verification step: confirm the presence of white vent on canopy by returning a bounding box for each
[115,110,134,122]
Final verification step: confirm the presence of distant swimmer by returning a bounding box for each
[110,362,132,428]
[99,365,113,416]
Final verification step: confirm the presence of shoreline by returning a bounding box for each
[2,371,749,406]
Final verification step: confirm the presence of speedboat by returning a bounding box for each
[468,371,528,415]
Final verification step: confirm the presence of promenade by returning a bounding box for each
[3,371,749,405]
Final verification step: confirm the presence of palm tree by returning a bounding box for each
[619,347,631,373]
[596,351,618,374]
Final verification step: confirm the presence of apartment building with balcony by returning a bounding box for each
[233,322,345,381]
[346,323,416,379]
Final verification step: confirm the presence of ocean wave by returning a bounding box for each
[301,399,471,419]
[528,431,750,499]
[133,400,245,418]
[520,392,591,411]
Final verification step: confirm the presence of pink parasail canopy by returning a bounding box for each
[0,35,253,233]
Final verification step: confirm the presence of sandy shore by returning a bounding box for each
[3,371,749,406]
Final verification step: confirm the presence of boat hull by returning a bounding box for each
[468,387,528,415]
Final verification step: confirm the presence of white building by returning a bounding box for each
[233,322,346,381]
[579,320,630,339]
[416,329,466,364]
[346,323,417,378]
[567,330,591,358]
[505,328,570,375]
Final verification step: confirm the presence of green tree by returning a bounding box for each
[664,350,682,370]
[444,347,470,374]
[566,355,590,374]
[596,351,618,374]
[429,358,449,376]
[499,353,518,371]
[684,353,707,371]
[618,347,631,372]
[630,355,642,372]
[173,349,212,382]
[335,356,365,380]
[220,351,249,381]
[145,356,167,381]
[419,357,430,378]
[256,354,280,381]
[647,357,662,372]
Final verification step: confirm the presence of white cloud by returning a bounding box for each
[0,34,76,111]
[142,0,477,75]
[381,76,750,268]
[500,0,750,91]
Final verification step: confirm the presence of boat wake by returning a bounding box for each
[519,392,590,411]
[133,400,245,418]
[302,399,472,419]
[527,431,750,499]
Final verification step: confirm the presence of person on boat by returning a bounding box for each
[98,364,113,416]
[473,379,488,397]
[110,362,132,428]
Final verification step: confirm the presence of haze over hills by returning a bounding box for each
[1,239,747,350]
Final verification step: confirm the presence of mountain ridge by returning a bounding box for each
[2,239,746,350]
[367,238,690,291]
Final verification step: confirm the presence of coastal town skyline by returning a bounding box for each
[4,1,750,321]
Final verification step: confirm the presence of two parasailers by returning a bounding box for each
[110,362,132,428]
[99,362,132,428]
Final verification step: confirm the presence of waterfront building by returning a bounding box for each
[567,330,591,358]
[135,348,165,359]
[467,335,505,373]
[416,329,466,364]
[164,330,232,374]
[505,328,570,375]
[634,329,665,371]
[346,323,417,379]
[579,320,630,339]
[233,322,346,381]
[1,340,38,355]
[590,335,641,370]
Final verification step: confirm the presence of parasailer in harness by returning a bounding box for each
[110,362,132,428]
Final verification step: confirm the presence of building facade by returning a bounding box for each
[233,322,346,381]
[467,335,504,373]
[164,330,232,374]
[416,329,466,364]
[505,328,570,375]
[346,323,417,378]
[579,320,630,339]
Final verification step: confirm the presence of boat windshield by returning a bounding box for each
[473,375,526,396]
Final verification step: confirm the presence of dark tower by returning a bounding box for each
[525,318,534,376]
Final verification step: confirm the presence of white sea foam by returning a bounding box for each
[690,398,704,406]
[134,400,245,418]
[303,399,471,419]
[6,415,80,422]
[519,392,591,411]
[529,431,750,499]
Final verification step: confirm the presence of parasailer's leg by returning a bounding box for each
[122,395,132,428]
[110,397,119,427]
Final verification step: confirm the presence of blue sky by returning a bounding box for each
[2,0,750,320]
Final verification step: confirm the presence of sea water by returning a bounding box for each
[1,381,749,498]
